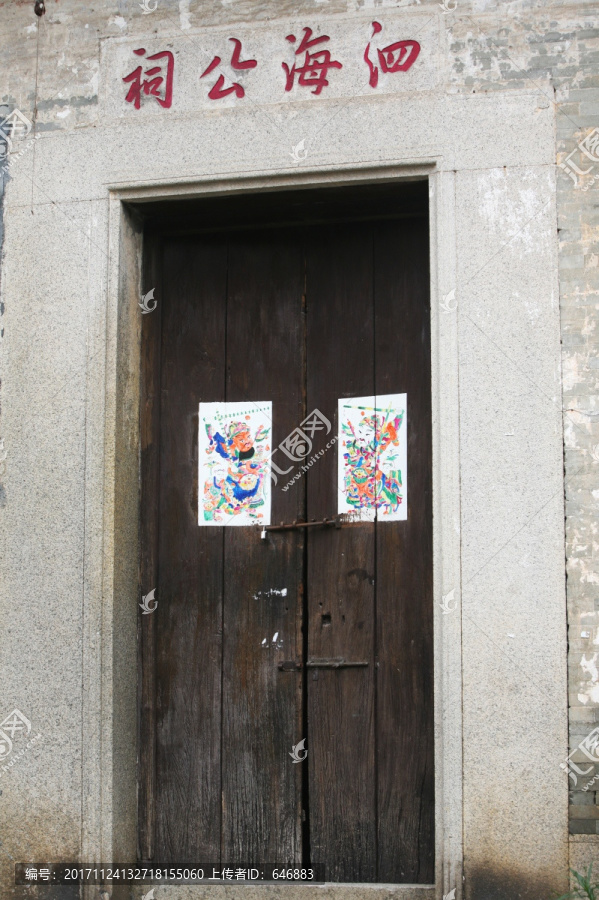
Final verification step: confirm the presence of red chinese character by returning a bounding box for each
[283,27,342,96]
[201,38,257,100]
[123,48,174,109]
[364,21,420,88]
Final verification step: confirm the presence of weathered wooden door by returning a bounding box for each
[139,194,434,883]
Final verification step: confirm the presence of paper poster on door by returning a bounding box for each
[199,402,272,526]
[338,393,407,521]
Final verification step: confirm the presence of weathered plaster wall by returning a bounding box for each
[0,0,594,897]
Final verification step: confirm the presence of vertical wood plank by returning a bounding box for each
[154,237,228,861]
[138,232,162,861]
[306,224,377,882]
[222,229,305,863]
[374,218,435,883]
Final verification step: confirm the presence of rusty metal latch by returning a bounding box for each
[262,517,343,536]
[278,658,369,670]
[261,514,365,538]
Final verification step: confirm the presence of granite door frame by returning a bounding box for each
[94,160,462,899]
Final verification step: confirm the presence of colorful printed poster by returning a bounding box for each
[337,394,407,522]
[198,402,272,526]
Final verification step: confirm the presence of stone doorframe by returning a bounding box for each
[89,160,462,900]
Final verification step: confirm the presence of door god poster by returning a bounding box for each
[198,402,272,526]
[337,393,407,521]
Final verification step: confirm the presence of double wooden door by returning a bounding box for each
[139,212,433,883]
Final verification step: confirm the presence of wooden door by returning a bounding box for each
[139,204,434,883]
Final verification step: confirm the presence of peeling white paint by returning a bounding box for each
[523,299,541,325]
[110,15,127,29]
[261,633,283,648]
[562,355,583,394]
[581,653,598,684]
[88,66,100,96]
[477,169,545,254]
[583,572,599,584]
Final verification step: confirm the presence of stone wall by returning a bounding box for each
[0,0,596,895]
